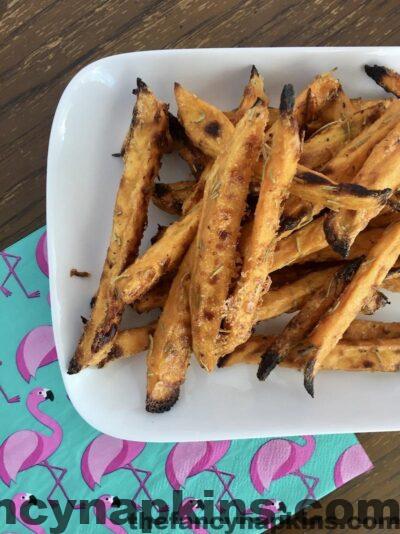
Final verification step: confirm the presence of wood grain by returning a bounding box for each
[2,1,400,529]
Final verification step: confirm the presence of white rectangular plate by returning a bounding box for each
[48,47,400,442]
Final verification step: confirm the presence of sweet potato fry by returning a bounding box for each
[133,262,392,319]
[69,79,169,373]
[265,72,340,146]
[116,202,201,304]
[175,83,235,158]
[274,76,354,233]
[303,221,400,396]
[301,102,388,169]
[292,71,341,129]
[133,274,173,313]
[272,217,328,272]
[176,78,353,223]
[257,260,361,380]
[257,265,392,322]
[257,266,337,321]
[121,198,345,313]
[182,163,213,215]
[351,97,393,112]
[299,227,383,265]
[99,323,156,367]
[368,210,400,229]
[225,65,268,125]
[105,323,400,371]
[190,103,268,371]
[365,64,400,98]
[168,113,210,178]
[221,85,300,354]
[291,165,391,211]
[361,290,390,315]
[152,181,194,215]
[146,243,194,413]
[314,84,354,124]
[344,320,400,340]
[219,334,400,373]
[279,196,317,235]
[322,99,400,182]
[324,121,400,257]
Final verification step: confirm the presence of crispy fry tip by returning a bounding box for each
[339,183,392,200]
[303,359,316,397]
[257,350,281,381]
[217,355,229,368]
[112,152,122,157]
[279,84,295,114]
[250,64,259,78]
[67,355,81,375]
[364,64,388,85]
[146,389,180,413]
[323,214,351,258]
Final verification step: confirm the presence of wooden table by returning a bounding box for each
[2,1,400,530]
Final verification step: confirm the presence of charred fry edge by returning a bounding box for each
[152,181,195,215]
[304,221,400,396]
[295,171,391,201]
[219,334,400,371]
[69,79,168,373]
[220,84,298,356]
[146,246,194,413]
[257,258,362,380]
[365,65,400,98]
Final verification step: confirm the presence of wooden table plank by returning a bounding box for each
[2,2,400,531]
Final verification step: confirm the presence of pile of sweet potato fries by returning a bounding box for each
[69,63,400,412]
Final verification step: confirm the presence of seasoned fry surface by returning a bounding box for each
[70,80,169,372]
[324,120,400,257]
[220,334,400,373]
[221,85,300,355]
[175,83,235,158]
[304,221,400,396]
[116,202,201,304]
[190,104,269,370]
[146,244,195,413]
[257,260,361,380]
[365,64,400,98]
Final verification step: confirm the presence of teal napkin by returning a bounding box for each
[0,228,373,533]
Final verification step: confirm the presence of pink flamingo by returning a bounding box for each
[16,325,58,382]
[0,250,40,298]
[94,495,126,534]
[166,441,245,513]
[179,497,208,533]
[11,493,45,534]
[35,232,48,277]
[0,360,20,403]
[334,444,373,488]
[250,436,319,499]
[81,434,156,509]
[0,387,76,506]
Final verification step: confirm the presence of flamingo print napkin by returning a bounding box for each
[0,227,373,533]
